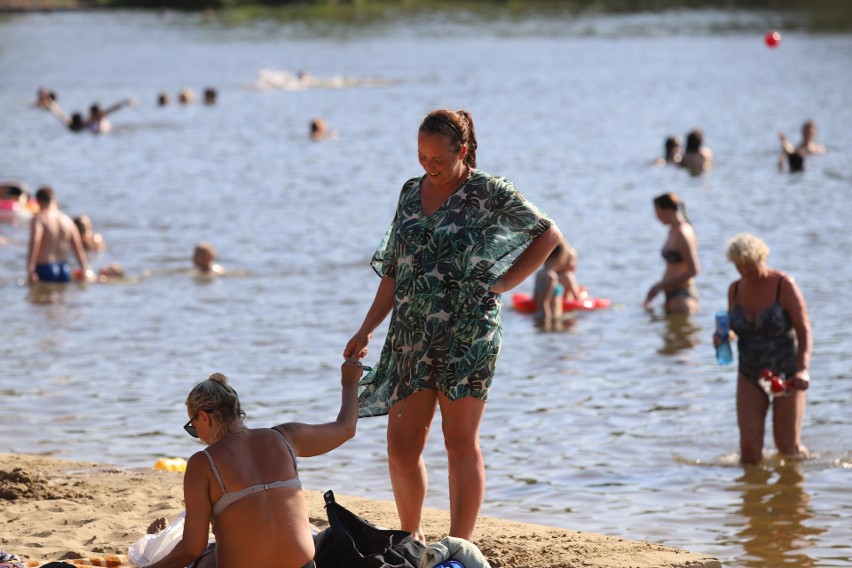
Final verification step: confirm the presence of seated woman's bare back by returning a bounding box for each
[202,428,315,568]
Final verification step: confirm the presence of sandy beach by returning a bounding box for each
[0,453,720,568]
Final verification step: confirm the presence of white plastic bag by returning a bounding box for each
[128,510,185,566]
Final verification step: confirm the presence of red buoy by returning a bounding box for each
[764,30,781,48]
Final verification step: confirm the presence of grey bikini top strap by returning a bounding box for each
[202,448,227,492]
[272,428,298,473]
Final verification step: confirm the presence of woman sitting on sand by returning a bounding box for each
[141,361,363,568]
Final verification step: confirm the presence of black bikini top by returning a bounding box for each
[661,248,683,263]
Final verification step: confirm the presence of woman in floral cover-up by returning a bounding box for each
[344,108,561,541]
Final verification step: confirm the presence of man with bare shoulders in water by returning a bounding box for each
[27,186,90,283]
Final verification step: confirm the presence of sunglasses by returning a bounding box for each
[183,410,209,439]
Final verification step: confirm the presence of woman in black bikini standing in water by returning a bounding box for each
[717,233,812,465]
[644,192,700,315]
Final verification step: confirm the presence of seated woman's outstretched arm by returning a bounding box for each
[275,359,363,457]
[142,452,214,568]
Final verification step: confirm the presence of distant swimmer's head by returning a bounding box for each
[69,113,86,132]
[664,136,682,162]
[178,88,195,105]
[193,242,217,272]
[35,87,56,107]
[802,120,816,140]
[89,103,102,118]
[157,92,170,106]
[685,129,703,152]
[203,87,217,105]
[310,117,329,139]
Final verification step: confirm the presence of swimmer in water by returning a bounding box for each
[193,242,224,275]
[46,97,136,133]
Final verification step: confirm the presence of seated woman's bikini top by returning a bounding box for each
[203,428,302,521]
[661,248,683,263]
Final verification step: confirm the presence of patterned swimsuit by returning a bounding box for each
[357,169,553,418]
[730,277,797,385]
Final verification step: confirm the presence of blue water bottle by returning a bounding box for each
[714,310,733,365]
[434,562,464,568]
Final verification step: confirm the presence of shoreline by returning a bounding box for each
[0,0,93,12]
[0,452,720,567]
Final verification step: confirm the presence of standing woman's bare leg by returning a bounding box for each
[772,389,809,459]
[737,374,770,465]
[387,390,438,540]
[439,394,486,540]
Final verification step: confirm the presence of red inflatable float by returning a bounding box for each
[0,199,35,223]
[511,290,610,313]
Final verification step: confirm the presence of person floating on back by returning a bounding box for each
[86,98,137,133]
[46,97,136,133]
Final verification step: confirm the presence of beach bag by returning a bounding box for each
[314,490,425,568]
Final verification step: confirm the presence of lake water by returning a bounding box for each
[2,6,851,566]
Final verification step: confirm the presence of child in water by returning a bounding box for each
[532,240,573,325]
[557,243,583,303]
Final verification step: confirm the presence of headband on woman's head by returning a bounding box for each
[429,114,463,142]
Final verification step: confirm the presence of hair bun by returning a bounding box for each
[208,372,228,385]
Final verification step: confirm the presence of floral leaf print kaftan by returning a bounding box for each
[358,169,554,418]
